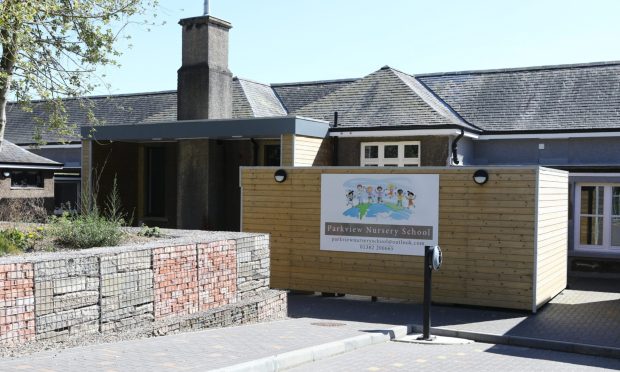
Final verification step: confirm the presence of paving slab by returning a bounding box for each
[0,317,399,372]
[289,339,620,372]
[0,280,617,371]
[288,286,620,353]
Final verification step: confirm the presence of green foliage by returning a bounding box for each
[0,0,160,144]
[138,224,161,238]
[48,174,127,249]
[0,226,43,252]
[0,235,22,256]
[48,212,124,249]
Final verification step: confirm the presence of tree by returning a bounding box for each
[0,0,157,149]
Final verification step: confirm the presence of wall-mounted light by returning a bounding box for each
[473,169,489,185]
[1,171,10,178]
[274,169,287,183]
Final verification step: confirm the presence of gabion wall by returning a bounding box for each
[0,232,285,346]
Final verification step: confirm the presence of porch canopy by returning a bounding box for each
[80,116,330,231]
[80,116,329,141]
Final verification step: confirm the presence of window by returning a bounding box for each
[263,144,281,166]
[54,178,81,212]
[10,171,43,188]
[575,183,620,253]
[360,142,420,167]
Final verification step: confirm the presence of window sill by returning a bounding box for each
[571,248,620,258]
[10,187,45,190]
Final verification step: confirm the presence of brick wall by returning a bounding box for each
[154,245,199,318]
[0,232,285,347]
[198,240,237,311]
[0,263,35,345]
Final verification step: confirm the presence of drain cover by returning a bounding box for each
[310,322,346,327]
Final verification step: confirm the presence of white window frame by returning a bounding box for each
[574,183,620,254]
[360,141,421,167]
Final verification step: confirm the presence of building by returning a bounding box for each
[0,140,62,217]
[4,12,620,273]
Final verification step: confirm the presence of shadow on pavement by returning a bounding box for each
[288,293,525,328]
[484,343,620,369]
[504,293,620,349]
[288,281,620,351]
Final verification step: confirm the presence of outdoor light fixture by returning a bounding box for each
[473,169,489,185]
[1,171,9,178]
[274,169,287,183]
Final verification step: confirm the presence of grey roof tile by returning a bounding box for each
[234,78,287,117]
[5,91,177,144]
[272,79,355,114]
[0,140,62,166]
[295,66,473,130]
[418,61,620,133]
[6,61,620,144]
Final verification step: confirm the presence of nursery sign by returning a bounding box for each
[320,174,439,256]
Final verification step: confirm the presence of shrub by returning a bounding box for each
[48,213,124,249]
[0,227,43,251]
[0,235,22,256]
[48,175,127,249]
[138,224,161,238]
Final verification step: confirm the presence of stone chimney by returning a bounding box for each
[177,15,233,120]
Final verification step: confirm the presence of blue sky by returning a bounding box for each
[96,0,620,95]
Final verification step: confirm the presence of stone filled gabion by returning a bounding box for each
[0,229,285,351]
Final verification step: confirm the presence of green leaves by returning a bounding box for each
[0,0,159,144]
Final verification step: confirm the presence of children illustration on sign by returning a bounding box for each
[406,191,416,209]
[341,178,417,221]
[346,190,355,207]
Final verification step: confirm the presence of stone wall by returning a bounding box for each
[34,257,100,341]
[100,250,154,332]
[0,231,284,347]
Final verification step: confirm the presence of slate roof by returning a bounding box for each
[295,66,479,131]
[232,78,287,118]
[6,61,620,144]
[418,61,620,133]
[0,140,62,167]
[272,79,355,114]
[5,91,177,144]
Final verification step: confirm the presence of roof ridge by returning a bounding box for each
[7,90,177,105]
[271,78,358,87]
[415,60,620,78]
[0,140,62,166]
[388,68,482,132]
[233,76,272,87]
[236,76,288,117]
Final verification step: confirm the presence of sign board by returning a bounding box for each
[320,174,439,256]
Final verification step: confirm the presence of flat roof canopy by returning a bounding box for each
[81,116,329,141]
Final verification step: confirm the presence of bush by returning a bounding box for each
[48,213,124,249]
[48,175,127,249]
[138,224,161,238]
